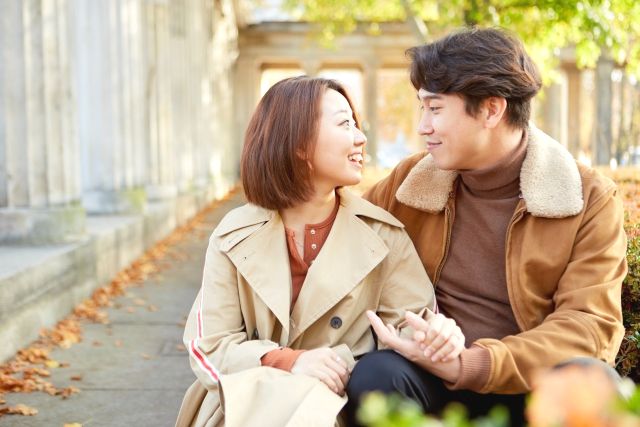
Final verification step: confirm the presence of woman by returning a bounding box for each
[176,77,463,427]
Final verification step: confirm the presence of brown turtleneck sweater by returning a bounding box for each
[438,136,528,390]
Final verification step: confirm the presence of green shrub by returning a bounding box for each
[617,222,640,381]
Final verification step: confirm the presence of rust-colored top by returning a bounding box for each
[261,197,340,371]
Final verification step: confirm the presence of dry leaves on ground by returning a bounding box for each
[0,188,237,418]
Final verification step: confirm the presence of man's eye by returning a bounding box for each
[430,107,441,112]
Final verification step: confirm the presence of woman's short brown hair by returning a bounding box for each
[241,76,360,210]
[407,27,542,130]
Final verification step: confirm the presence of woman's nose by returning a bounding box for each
[354,127,367,145]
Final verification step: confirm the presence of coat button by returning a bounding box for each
[251,328,259,340]
[330,316,342,329]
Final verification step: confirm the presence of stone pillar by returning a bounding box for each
[73,0,147,214]
[566,66,582,156]
[232,56,260,183]
[143,1,177,201]
[594,57,614,165]
[0,0,84,244]
[217,0,240,190]
[542,71,568,148]
[363,59,379,166]
[302,59,322,77]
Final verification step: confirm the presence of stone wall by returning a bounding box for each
[0,0,240,362]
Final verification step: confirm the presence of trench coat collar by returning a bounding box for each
[395,123,584,218]
[212,188,403,343]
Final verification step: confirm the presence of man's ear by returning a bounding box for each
[483,97,508,128]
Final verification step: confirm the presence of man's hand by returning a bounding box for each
[407,310,465,362]
[291,347,349,396]
[366,310,461,384]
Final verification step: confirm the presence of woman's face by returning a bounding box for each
[311,89,367,193]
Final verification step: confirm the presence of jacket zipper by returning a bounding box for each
[433,193,455,286]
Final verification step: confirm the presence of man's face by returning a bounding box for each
[417,88,492,171]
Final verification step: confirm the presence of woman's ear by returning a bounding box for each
[483,97,508,128]
[296,149,313,170]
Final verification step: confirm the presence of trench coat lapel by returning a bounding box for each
[288,202,389,344]
[225,215,292,339]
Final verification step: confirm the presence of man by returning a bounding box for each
[345,27,627,426]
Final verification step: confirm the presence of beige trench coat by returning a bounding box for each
[175,188,435,427]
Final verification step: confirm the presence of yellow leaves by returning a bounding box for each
[0,187,237,418]
[64,423,83,427]
[45,360,60,369]
[0,404,38,416]
[17,348,49,364]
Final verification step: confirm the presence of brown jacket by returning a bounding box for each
[176,188,435,427]
[365,125,627,394]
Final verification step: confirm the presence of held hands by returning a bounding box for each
[411,310,465,363]
[365,310,464,383]
[291,348,349,396]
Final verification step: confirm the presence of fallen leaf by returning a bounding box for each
[176,344,186,352]
[147,304,159,312]
[141,353,152,360]
[64,423,82,427]
[58,386,80,399]
[114,340,123,348]
[92,341,102,347]
[45,360,60,369]
[0,404,38,415]
[70,375,83,381]
[125,307,135,313]
[133,298,147,306]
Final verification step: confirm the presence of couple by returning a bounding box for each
[176,28,627,427]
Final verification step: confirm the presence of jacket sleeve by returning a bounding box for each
[463,186,627,394]
[375,226,437,346]
[184,235,280,391]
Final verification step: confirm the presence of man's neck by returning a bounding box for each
[472,126,525,172]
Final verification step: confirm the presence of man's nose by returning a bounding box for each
[418,113,434,135]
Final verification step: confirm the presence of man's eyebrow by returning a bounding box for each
[418,93,443,101]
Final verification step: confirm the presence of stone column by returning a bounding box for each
[232,56,260,185]
[594,57,614,166]
[73,0,147,214]
[143,1,177,201]
[302,59,322,77]
[541,71,568,148]
[363,59,379,167]
[566,66,582,156]
[0,0,84,244]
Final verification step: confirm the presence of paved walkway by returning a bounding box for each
[0,192,244,427]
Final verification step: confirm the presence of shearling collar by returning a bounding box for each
[396,124,584,218]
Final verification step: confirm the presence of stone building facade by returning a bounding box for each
[0,0,239,361]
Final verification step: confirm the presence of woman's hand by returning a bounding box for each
[407,311,465,362]
[291,348,349,396]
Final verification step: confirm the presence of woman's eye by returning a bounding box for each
[430,107,441,112]
[341,120,351,127]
